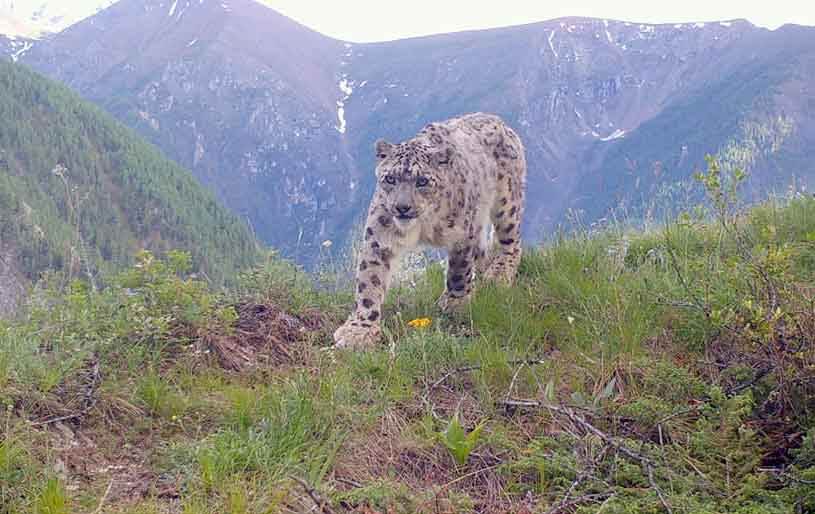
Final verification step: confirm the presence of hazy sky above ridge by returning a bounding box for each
[263,0,815,42]
[3,0,814,41]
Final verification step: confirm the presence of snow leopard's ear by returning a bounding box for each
[375,139,395,160]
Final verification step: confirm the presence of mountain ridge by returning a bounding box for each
[4,0,811,42]
[5,0,815,263]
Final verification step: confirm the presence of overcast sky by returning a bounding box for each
[262,0,815,42]
[3,0,814,41]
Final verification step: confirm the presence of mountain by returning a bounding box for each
[13,0,815,263]
[0,58,260,315]
[18,0,351,260]
[572,24,815,222]
[341,18,815,230]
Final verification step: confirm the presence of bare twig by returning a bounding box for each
[430,365,482,390]
[29,412,87,427]
[500,399,673,513]
[758,467,815,486]
[654,295,708,314]
[438,462,503,490]
[725,365,773,395]
[415,463,503,512]
[430,358,546,391]
[545,444,611,514]
[546,492,615,513]
[505,361,527,404]
[503,400,658,466]
[93,478,115,514]
[334,476,363,488]
[596,492,618,512]
[663,232,709,317]
[291,476,335,514]
[647,462,673,513]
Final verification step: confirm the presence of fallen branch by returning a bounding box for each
[291,476,335,514]
[647,462,673,514]
[501,400,656,466]
[545,444,611,514]
[500,399,672,513]
[546,492,615,513]
[29,412,89,427]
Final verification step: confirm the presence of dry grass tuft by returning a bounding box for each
[204,301,329,371]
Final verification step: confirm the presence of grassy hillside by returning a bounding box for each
[0,59,260,290]
[1,165,815,512]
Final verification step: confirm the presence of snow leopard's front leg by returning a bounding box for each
[437,238,480,312]
[333,208,405,349]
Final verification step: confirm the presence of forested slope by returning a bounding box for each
[0,59,260,297]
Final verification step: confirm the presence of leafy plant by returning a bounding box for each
[439,413,486,466]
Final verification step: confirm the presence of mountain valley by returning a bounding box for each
[2,0,814,264]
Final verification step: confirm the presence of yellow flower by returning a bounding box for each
[407,317,432,329]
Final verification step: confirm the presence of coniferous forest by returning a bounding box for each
[0,60,260,288]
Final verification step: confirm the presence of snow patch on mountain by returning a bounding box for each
[339,78,353,97]
[600,129,627,141]
[335,44,354,134]
[8,39,32,61]
[603,20,614,44]
[336,103,347,134]
[548,30,558,59]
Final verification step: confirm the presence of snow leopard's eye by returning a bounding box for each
[384,175,396,185]
[416,176,430,187]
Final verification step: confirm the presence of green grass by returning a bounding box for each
[2,191,815,512]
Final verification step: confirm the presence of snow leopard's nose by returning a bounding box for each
[395,204,412,216]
